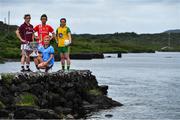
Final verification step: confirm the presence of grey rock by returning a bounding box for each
[105,114,113,118]
[0,70,122,119]
[0,109,9,118]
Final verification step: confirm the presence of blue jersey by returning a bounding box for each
[38,45,54,65]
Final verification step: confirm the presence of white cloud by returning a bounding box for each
[0,0,179,34]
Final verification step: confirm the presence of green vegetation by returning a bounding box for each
[16,93,38,107]
[88,88,102,96]
[0,21,180,63]
[0,101,5,109]
[1,73,14,84]
[0,32,21,60]
[71,32,180,53]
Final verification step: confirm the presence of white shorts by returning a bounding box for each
[21,44,32,51]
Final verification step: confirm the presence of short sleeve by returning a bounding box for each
[31,25,34,31]
[34,25,39,32]
[18,25,24,33]
[56,29,58,35]
[67,27,71,33]
[49,26,54,33]
[38,46,43,53]
[50,46,54,54]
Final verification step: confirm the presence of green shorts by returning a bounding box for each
[57,46,70,53]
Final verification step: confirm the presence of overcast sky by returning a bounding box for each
[0,0,180,34]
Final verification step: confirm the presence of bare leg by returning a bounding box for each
[60,53,65,70]
[21,55,25,65]
[38,62,52,73]
[21,50,26,71]
[26,51,31,71]
[26,52,31,64]
[34,58,39,66]
[64,52,70,70]
[34,54,43,70]
[38,62,48,69]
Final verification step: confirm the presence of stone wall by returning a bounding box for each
[0,70,122,119]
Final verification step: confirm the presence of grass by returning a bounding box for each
[16,93,38,107]
[88,88,102,96]
[0,101,5,109]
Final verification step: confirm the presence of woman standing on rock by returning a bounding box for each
[16,14,34,72]
[56,18,72,71]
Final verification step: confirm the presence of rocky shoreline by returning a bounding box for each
[0,70,122,119]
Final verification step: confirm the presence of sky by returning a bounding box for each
[0,0,180,34]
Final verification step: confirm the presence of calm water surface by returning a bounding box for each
[0,52,180,120]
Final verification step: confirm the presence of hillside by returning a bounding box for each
[0,21,18,33]
[0,21,180,62]
[164,29,180,33]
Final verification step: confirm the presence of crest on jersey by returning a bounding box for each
[59,33,63,38]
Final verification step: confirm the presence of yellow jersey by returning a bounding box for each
[56,26,71,47]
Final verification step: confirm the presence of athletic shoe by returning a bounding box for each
[20,69,26,72]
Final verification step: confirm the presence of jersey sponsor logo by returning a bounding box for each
[59,33,63,38]
[26,31,33,35]
[40,31,49,34]
[39,25,50,34]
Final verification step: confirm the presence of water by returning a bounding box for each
[0,52,180,120]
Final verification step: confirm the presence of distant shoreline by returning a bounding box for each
[1,51,180,64]
[1,21,180,64]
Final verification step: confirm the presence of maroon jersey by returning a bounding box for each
[18,22,34,44]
